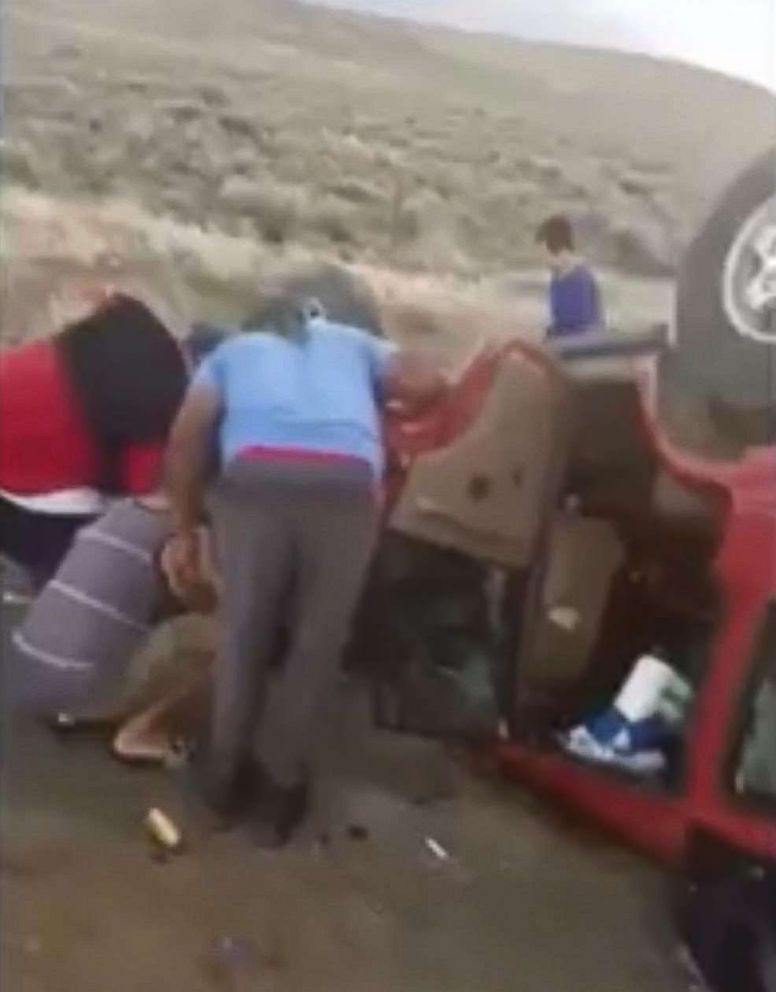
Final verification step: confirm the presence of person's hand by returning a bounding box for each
[162,530,202,602]
[386,351,452,411]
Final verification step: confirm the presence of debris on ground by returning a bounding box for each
[412,782,457,805]
[347,823,370,842]
[205,935,262,986]
[424,836,452,862]
[145,807,183,853]
[204,934,286,986]
[22,937,42,956]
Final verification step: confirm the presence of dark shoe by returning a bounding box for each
[184,749,260,830]
[251,774,310,849]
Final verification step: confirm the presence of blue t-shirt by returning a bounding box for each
[548,263,603,337]
[194,319,396,477]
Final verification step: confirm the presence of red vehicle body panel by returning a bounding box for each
[498,441,776,867]
[388,340,776,867]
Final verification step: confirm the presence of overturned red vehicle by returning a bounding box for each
[370,330,776,862]
[352,148,775,988]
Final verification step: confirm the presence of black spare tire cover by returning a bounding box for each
[672,146,776,439]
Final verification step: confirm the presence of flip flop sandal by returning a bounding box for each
[110,737,188,768]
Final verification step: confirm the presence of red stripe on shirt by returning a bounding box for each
[235,445,383,506]
[236,444,371,469]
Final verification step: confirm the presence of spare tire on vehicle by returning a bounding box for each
[666,146,776,447]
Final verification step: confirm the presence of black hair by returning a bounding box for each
[536,214,575,254]
[55,294,188,492]
[186,322,231,367]
[244,262,384,338]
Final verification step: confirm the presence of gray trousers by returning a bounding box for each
[208,457,377,788]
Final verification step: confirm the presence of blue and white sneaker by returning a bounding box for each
[560,708,668,776]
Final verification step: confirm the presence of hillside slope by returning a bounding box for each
[4,0,773,279]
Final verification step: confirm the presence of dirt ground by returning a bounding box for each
[0,605,691,992]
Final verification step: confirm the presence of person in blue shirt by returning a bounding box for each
[536,215,604,338]
[164,288,447,846]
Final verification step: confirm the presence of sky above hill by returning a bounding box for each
[311,0,775,90]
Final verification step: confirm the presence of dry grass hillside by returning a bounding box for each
[2,0,773,333]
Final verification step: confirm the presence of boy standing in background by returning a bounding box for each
[536,215,604,338]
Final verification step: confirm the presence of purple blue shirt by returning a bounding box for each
[548,263,603,337]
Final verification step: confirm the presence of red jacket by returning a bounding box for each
[0,339,164,496]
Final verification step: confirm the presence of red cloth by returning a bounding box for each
[0,338,163,496]
[117,439,166,494]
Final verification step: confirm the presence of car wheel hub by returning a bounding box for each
[722,197,776,344]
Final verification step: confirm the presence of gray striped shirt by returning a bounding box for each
[11,499,171,712]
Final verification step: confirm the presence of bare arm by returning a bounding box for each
[164,381,220,537]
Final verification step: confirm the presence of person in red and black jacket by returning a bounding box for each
[0,293,188,589]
